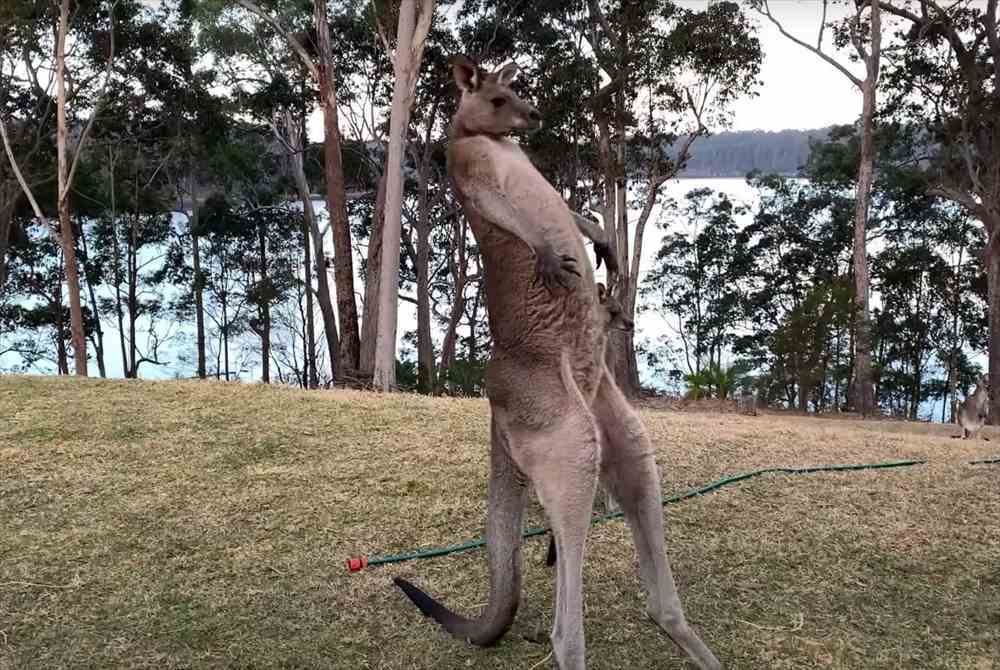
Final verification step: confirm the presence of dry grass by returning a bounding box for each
[1,375,998,670]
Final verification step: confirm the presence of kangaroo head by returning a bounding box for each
[450,54,541,137]
[597,283,635,333]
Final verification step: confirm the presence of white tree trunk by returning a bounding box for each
[372,0,434,390]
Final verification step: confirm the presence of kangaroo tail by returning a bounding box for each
[394,420,526,647]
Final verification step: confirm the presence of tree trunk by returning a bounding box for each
[374,0,429,391]
[359,171,387,377]
[303,211,316,388]
[415,158,434,393]
[439,217,470,388]
[285,112,338,383]
[222,283,230,381]
[190,180,207,379]
[0,200,13,291]
[54,273,68,375]
[850,0,880,417]
[192,223,206,379]
[128,217,138,377]
[611,88,639,395]
[55,0,87,376]
[112,222,128,376]
[315,0,360,374]
[109,150,128,377]
[57,209,87,374]
[258,223,270,384]
[988,247,1000,424]
[79,226,106,377]
[946,239,966,422]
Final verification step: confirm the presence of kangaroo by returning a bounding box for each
[737,389,758,416]
[393,55,721,670]
[953,375,990,440]
[546,282,633,566]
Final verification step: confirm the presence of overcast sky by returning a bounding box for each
[721,1,864,131]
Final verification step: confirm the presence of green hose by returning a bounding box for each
[346,457,996,572]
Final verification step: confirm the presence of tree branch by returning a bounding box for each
[818,0,828,49]
[982,0,1000,94]
[756,0,863,88]
[849,7,870,65]
[235,0,320,82]
[411,0,435,62]
[587,0,620,54]
[0,116,49,228]
[63,1,117,202]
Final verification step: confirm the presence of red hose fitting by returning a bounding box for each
[347,556,368,572]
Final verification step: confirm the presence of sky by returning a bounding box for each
[723,1,864,131]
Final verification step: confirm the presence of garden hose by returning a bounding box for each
[345,457,997,572]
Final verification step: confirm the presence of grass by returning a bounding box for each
[1,375,998,670]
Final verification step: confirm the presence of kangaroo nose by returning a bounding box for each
[529,108,541,123]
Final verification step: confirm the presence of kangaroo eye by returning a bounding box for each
[491,97,506,108]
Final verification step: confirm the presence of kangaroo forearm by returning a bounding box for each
[468,190,549,253]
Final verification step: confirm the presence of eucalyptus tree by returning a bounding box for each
[877,0,1000,420]
[642,188,745,378]
[1,0,122,375]
[752,0,883,416]
[732,173,854,409]
[1,219,98,375]
[202,0,362,377]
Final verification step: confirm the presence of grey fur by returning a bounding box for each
[737,390,758,416]
[954,375,990,440]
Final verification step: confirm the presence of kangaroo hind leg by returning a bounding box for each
[592,371,721,670]
[500,396,599,670]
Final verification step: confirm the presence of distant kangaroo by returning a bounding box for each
[393,55,721,670]
[953,375,990,440]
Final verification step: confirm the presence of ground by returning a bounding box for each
[1,376,998,670]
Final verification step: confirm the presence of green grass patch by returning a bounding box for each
[1,375,998,669]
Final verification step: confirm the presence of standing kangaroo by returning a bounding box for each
[393,55,721,670]
[953,375,990,440]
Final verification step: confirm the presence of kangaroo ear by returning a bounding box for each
[596,282,608,303]
[496,61,519,86]
[451,54,479,92]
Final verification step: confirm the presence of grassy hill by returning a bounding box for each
[1,376,998,669]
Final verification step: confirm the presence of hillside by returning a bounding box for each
[1,376,998,669]
[673,126,834,178]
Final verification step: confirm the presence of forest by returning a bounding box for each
[1,0,998,423]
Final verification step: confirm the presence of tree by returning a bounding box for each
[753,0,882,415]
[0,4,57,293]
[1,220,81,373]
[201,2,346,382]
[230,0,363,377]
[584,0,762,395]
[734,173,854,410]
[878,0,1000,421]
[372,0,436,391]
[1,0,117,376]
[642,188,744,378]
[873,243,951,418]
